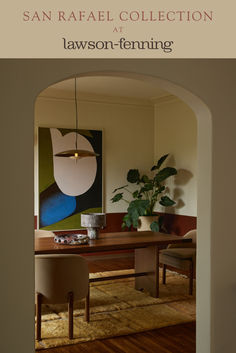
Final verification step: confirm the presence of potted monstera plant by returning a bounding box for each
[111,154,177,232]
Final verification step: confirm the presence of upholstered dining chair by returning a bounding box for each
[35,229,55,238]
[35,254,90,341]
[160,229,197,295]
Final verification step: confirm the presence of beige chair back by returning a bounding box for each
[35,229,55,238]
[35,254,89,304]
[168,229,197,249]
[184,229,197,245]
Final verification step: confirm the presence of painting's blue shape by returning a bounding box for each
[40,192,76,227]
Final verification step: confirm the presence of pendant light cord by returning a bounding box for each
[75,77,78,150]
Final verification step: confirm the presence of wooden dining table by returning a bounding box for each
[35,231,191,298]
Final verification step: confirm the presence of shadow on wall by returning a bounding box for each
[164,168,193,213]
[160,156,195,234]
[175,169,194,186]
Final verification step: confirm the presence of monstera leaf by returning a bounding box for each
[127,199,150,228]
[111,193,123,203]
[156,154,169,170]
[141,183,153,192]
[112,185,128,193]
[132,190,140,198]
[150,221,159,232]
[122,214,132,229]
[151,154,169,171]
[127,169,140,183]
[140,175,150,183]
[154,167,177,183]
[159,196,176,207]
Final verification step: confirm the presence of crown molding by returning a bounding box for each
[151,94,180,105]
[38,90,179,107]
[38,91,154,107]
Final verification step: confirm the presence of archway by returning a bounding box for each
[3,59,225,353]
[35,70,212,352]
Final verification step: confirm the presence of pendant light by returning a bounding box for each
[54,77,99,160]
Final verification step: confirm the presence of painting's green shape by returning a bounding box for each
[38,128,54,194]
[42,208,102,231]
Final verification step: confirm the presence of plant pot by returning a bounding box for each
[138,215,159,232]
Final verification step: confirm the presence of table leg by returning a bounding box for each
[135,245,159,298]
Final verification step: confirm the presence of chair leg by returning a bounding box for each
[36,292,42,341]
[163,264,167,284]
[68,292,74,339]
[189,260,194,295]
[85,285,90,323]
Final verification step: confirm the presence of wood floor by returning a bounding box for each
[41,255,196,353]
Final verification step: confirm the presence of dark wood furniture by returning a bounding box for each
[162,256,194,295]
[35,231,191,298]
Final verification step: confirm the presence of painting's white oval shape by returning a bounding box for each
[50,128,97,196]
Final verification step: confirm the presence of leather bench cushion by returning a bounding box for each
[160,248,196,271]
[160,248,196,259]
[159,254,191,270]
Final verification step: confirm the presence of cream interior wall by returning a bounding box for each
[34,96,154,215]
[154,97,197,216]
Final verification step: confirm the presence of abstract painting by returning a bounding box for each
[38,127,102,230]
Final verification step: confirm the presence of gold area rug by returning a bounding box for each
[35,269,196,350]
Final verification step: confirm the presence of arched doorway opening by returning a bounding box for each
[34,70,212,351]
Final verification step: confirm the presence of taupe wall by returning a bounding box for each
[1,59,236,353]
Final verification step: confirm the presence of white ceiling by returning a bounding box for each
[40,76,170,102]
